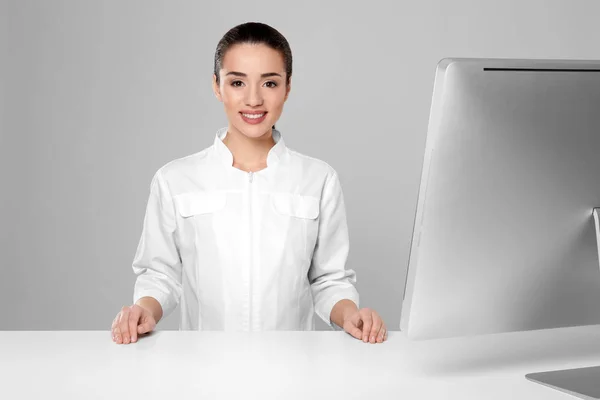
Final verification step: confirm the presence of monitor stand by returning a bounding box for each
[524,208,600,399]
[525,366,600,399]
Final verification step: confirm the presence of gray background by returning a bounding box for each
[2,0,600,331]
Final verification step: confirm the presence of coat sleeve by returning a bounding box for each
[308,171,360,329]
[131,168,183,320]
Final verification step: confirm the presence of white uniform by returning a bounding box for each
[132,127,359,331]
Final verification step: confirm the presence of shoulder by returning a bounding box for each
[286,147,339,181]
[155,146,212,179]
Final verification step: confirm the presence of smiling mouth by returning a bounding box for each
[240,112,267,119]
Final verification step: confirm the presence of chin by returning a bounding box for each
[236,124,273,139]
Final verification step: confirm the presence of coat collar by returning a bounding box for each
[213,126,287,168]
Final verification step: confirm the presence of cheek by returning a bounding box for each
[220,88,242,109]
[223,100,236,114]
[266,90,287,112]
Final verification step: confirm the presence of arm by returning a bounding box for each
[131,169,183,323]
[308,171,387,343]
[308,171,360,329]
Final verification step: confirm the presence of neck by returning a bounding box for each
[222,126,275,172]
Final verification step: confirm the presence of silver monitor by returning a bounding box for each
[399,57,600,398]
[401,58,600,340]
[400,59,600,393]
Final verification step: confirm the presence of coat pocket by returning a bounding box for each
[172,191,228,267]
[174,192,227,217]
[270,193,320,220]
[270,193,320,267]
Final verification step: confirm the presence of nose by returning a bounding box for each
[245,84,263,107]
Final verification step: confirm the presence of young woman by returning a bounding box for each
[111,22,387,345]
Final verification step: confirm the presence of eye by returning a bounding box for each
[231,80,244,87]
[265,81,278,88]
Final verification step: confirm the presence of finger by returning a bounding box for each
[111,314,118,330]
[369,314,382,343]
[377,324,386,343]
[138,316,156,335]
[129,306,141,343]
[360,310,373,342]
[137,323,150,335]
[349,327,363,340]
[342,312,363,340]
[119,306,131,344]
[111,315,119,342]
[384,329,388,341]
[344,319,363,340]
[113,315,123,344]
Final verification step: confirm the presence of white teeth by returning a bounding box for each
[242,113,265,119]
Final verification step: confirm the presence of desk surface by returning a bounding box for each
[3,326,600,399]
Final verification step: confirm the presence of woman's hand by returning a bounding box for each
[111,304,156,344]
[343,307,387,344]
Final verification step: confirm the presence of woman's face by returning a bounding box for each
[213,43,290,140]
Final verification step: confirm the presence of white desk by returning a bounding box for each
[2,325,600,399]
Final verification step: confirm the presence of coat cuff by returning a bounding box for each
[315,288,360,330]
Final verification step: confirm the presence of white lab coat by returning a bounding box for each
[132,127,359,331]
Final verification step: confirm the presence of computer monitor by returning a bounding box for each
[401,57,600,340]
[399,57,600,399]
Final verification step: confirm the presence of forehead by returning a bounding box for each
[221,43,285,75]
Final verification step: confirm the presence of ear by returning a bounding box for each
[284,76,292,102]
[213,73,223,102]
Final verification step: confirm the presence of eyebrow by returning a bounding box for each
[225,71,283,78]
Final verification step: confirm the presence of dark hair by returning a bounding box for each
[214,22,292,130]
